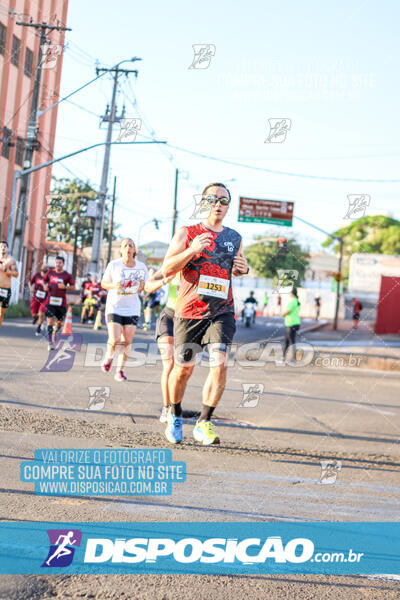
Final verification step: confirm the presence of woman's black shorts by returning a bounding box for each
[106,314,139,326]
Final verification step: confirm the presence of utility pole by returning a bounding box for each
[107,176,117,265]
[89,59,140,274]
[11,20,71,272]
[172,168,179,237]
[333,237,344,331]
[72,196,81,281]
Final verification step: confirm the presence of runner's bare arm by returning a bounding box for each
[144,270,174,294]
[162,227,213,277]
[232,243,249,276]
[100,280,121,290]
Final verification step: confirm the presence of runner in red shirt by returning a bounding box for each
[43,256,75,349]
[161,182,249,445]
[29,265,49,335]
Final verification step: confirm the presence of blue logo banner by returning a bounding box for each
[0,522,399,574]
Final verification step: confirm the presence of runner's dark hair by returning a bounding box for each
[292,287,300,304]
[55,255,64,262]
[202,182,231,201]
[0,240,8,246]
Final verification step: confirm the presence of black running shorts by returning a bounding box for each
[45,305,67,321]
[0,287,11,309]
[174,312,236,363]
[155,307,175,341]
[106,313,139,326]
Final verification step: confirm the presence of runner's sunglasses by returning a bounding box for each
[203,194,230,206]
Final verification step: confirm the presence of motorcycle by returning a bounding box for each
[243,302,255,327]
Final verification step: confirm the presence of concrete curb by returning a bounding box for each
[237,321,400,372]
[248,319,329,346]
[309,348,400,372]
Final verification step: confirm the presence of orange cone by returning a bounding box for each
[93,310,102,330]
[62,305,73,335]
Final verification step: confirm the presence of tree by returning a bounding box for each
[244,233,310,284]
[46,177,115,247]
[322,215,400,258]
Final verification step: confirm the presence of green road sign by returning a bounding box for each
[238,197,294,227]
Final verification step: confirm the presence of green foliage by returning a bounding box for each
[47,177,116,247]
[244,234,310,282]
[4,300,31,319]
[322,215,400,257]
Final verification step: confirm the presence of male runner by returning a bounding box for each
[0,241,19,327]
[161,183,249,445]
[30,265,49,335]
[43,256,75,350]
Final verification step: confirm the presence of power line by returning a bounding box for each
[163,143,400,184]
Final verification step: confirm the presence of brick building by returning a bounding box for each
[0,0,69,291]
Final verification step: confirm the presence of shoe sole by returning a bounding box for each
[193,430,220,445]
[164,432,182,444]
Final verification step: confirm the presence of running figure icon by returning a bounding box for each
[45,531,77,566]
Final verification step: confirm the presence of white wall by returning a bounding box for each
[232,283,344,319]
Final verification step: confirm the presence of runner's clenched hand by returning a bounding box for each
[233,251,248,275]
[190,233,214,255]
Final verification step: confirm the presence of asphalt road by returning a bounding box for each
[0,317,399,599]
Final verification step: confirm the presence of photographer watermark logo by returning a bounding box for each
[274,270,299,293]
[189,44,216,69]
[265,118,291,143]
[87,386,110,411]
[344,194,370,219]
[41,334,82,372]
[116,118,142,142]
[44,194,66,219]
[42,529,82,567]
[190,194,213,219]
[238,383,264,408]
[319,460,342,484]
[40,44,63,69]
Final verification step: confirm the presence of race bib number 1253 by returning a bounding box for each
[198,275,229,299]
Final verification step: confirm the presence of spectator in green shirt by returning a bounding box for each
[282,288,301,360]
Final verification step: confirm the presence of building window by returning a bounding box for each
[11,35,20,67]
[1,127,12,159]
[0,23,6,55]
[24,47,33,77]
[15,137,24,165]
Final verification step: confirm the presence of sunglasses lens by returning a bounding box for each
[205,195,230,206]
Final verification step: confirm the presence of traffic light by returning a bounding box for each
[153,218,160,230]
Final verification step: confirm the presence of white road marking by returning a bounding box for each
[348,403,395,416]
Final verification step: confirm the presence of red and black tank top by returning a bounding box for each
[176,223,242,319]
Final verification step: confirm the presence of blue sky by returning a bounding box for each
[52,0,400,251]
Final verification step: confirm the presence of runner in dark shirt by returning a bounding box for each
[30,265,49,335]
[43,256,75,349]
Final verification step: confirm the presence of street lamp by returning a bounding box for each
[7,141,166,252]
